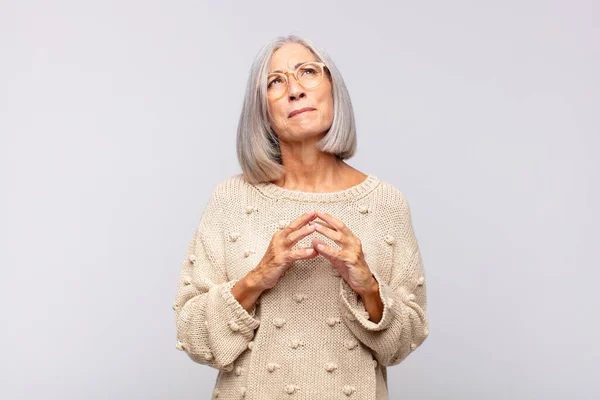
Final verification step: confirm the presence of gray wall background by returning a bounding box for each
[1,1,598,399]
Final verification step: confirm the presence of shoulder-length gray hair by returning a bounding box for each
[236,34,357,184]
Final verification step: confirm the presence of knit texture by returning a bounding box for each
[172,173,429,399]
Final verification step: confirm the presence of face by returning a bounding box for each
[267,43,334,141]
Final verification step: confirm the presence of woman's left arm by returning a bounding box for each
[337,192,429,367]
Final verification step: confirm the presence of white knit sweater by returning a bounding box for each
[172,173,429,399]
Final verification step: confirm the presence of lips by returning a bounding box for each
[288,107,315,118]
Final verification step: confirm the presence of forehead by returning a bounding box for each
[269,43,316,71]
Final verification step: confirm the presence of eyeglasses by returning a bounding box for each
[267,61,328,101]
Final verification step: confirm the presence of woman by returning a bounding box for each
[172,34,429,399]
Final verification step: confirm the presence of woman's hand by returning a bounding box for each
[310,211,376,296]
[253,210,320,291]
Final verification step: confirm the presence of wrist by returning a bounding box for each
[357,274,378,298]
[231,271,264,314]
[245,269,266,294]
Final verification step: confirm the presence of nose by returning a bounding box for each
[287,74,306,101]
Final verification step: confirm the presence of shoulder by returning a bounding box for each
[195,174,247,231]
[370,178,420,256]
[372,176,411,212]
[211,172,251,197]
[368,176,417,234]
[203,173,251,211]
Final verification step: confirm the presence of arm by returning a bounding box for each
[172,189,260,371]
[357,276,384,324]
[338,192,429,367]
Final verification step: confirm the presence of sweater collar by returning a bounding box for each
[251,173,381,203]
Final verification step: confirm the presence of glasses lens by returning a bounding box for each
[297,62,323,89]
[267,73,286,99]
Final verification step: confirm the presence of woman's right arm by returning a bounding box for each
[230,271,265,313]
[172,189,261,372]
[173,190,319,371]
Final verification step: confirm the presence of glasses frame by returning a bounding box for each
[266,61,328,101]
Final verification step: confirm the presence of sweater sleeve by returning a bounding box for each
[338,192,429,367]
[172,189,260,371]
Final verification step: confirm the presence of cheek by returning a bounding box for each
[318,85,334,119]
[268,103,287,127]
[321,94,334,123]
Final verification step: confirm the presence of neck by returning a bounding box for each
[273,155,354,192]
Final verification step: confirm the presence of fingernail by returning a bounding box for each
[317,244,324,250]
[306,248,314,254]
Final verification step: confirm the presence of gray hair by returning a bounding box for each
[236,34,357,184]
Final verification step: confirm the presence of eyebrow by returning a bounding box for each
[270,62,307,74]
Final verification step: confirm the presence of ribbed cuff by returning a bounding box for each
[220,280,261,338]
[339,269,394,331]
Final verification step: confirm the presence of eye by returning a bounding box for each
[267,77,284,88]
[300,67,317,76]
